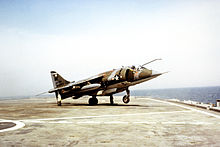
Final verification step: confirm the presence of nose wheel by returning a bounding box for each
[122,88,130,104]
[123,95,130,103]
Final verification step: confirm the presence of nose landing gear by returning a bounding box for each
[123,95,130,104]
[122,88,130,104]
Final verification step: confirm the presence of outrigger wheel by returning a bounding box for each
[57,101,61,106]
[56,93,62,106]
[88,96,98,105]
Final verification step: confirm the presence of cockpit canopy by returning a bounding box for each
[130,65,147,71]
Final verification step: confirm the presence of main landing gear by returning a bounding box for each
[88,96,98,105]
[122,88,130,104]
[110,95,114,105]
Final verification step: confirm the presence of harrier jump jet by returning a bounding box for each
[48,59,165,106]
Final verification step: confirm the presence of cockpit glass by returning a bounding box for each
[130,65,145,71]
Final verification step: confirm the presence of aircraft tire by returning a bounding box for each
[89,98,98,105]
[110,95,114,105]
[123,95,130,104]
[57,101,61,106]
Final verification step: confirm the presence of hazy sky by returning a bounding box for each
[0,0,220,97]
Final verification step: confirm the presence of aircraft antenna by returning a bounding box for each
[141,58,162,67]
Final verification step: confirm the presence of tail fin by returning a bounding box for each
[50,71,70,88]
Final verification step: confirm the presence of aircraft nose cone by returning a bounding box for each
[138,69,152,79]
[151,70,162,76]
[152,70,159,75]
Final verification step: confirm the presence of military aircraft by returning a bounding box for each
[48,59,166,106]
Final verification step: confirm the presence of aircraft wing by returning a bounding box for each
[48,74,104,93]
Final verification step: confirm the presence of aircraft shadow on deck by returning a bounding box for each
[45,102,159,109]
[47,102,142,107]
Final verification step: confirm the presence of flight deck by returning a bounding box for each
[0,96,220,146]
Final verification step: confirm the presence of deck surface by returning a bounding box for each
[0,96,220,146]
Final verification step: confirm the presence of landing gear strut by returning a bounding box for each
[110,95,114,105]
[88,96,98,105]
[123,88,130,104]
[56,92,62,106]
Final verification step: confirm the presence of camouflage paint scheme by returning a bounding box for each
[48,59,165,106]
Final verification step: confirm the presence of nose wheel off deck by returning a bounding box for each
[122,88,130,104]
[123,95,130,103]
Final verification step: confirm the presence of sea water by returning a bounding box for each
[131,86,220,105]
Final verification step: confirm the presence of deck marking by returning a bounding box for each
[0,119,25,133]
[22,110,190,122]
[19,120,219,125]
[104,121,129,124]
[77,121,101,124]
[148,98,220,119]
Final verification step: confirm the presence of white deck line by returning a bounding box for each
[22,110,190,122]
[0,120,25,133]
[148,98,220,119]
[21,120,219,125]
